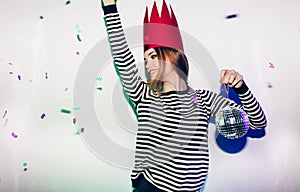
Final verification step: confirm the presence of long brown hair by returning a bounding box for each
[146,47,189,96]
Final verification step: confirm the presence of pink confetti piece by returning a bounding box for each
[76,51,80,55]
[11,132,18,138]
[40,113,46,119]
[8,62,13,65]
[81,127,85,133]
[269,62,275,68]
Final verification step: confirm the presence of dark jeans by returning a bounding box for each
[132,174,163,192]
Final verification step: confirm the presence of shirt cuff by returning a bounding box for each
[103,4,118,15]
[233,81,249,94]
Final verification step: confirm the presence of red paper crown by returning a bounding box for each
[143,0,184,52]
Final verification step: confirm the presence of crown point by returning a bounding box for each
[150,1,160,22]
[144,6,149,23]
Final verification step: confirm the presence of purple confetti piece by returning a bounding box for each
[41,113,46,119]
[192,94,198,103]
[81,127,85,133]
[18,75,21,81]
[11,132,18,138]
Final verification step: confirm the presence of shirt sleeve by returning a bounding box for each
[102,4,147,108]
[200,82,267,129]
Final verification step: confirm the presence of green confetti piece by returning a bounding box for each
[61,109,71,114]
[65,1,71,5]
[97,87,103,91]
[77,34,82,42]
[65,88,68,91]
[23,163,27,166]
[73,107,80,110]
[96,77,103,81]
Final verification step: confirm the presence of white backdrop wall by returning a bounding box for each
[0,0,300,191]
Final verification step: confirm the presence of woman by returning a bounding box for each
[100,0,267,191]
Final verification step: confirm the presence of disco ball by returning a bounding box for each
[215,106,249,139]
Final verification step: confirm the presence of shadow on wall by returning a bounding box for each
[214,85,266,154]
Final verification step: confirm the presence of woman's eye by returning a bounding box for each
[151,55,157,59]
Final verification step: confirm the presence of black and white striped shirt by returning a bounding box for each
[103,5,267,192]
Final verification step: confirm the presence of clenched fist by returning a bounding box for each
[220,69,244,88]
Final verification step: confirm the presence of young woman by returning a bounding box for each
[100,0,267,191]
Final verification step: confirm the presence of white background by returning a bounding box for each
[0,0,300,191]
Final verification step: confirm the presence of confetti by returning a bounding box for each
[40,113,46,119]
[3,119,8,127]
[11,132,18,138]
[61,109,71,114]
[81,127,85,133]
[192,94,197,103]
[267,83,273,88]
[76,34,82,42]
[73,107,80,110]
[40,16,44,19]
[269,62,275,68]
[76,51,80,55]
[73,117,77,124]
[9,72,13,74]
[97,87,103,91]
[96,77,103,81]
[65,0,71,5]
[23,163,28,171]
[226,14,238,19]
[2,110,7,118]
[45,72,48,79]
[18,75,21,81]
[75,25,82,33]
[8,62,13,65]
[65,88,68,92]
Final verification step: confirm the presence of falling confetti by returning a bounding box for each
[226,14,238,19]
[40,113,46,119]
[65,88,68,92]
[269,62,275,68]
[3,119,8,127]
[39,16,44,19]
[2,110,7,118]
[97,87,103,91]
[76,34,82,42]
[23,163,28,171]
[11,132,18,138]
[61,109,71,114]
[75,25,82,33]
[96,77,103,81]
[76,51,80,55]
[267,83,273,88]
[65,0,71,5]
[45,72,48,79]
[8,62,13,65]
[9,72,13,74]
[18,75,21,81]
[73,117,77,124]
[192,94,197,103]
[73,107,80,110]
[81,127,85,133]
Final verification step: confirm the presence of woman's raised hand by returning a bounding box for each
[220,69,244,88]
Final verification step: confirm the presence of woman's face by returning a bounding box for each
[144,48,174,81]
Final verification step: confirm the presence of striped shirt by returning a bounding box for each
[103,5,267,192]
